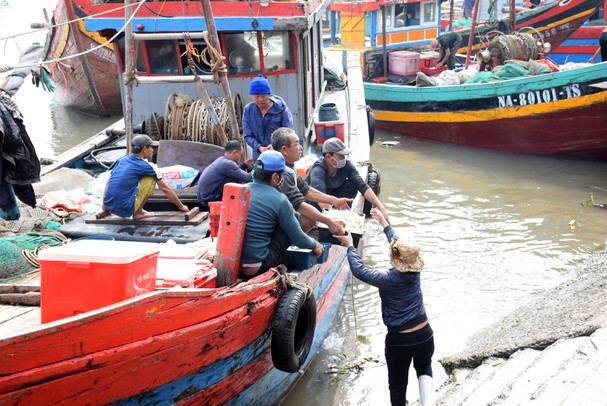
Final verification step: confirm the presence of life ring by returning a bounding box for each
[366,106,376,146]
[363,166,381,217]
[271,288,317,373]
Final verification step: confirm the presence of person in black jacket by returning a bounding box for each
[335,208,435,406]
[431,31,462,70]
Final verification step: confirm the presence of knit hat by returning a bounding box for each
[256,150,294,174]
[131,134,159,151]
[249,74,271,95]
[389,238,424,273]
[322,138,352,155]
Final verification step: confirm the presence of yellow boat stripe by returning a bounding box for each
[374,91,607,123]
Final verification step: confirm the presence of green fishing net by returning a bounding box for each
[0,238,34,282]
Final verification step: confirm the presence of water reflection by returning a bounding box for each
[283,132,607,405]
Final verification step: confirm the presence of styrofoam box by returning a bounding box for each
[156,258,217,289]
[39,240,160,323]
[389,51,421,77]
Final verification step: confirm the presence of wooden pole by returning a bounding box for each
[200,0,240,141]
[510,0,517,32]
[124,0,134,154]
[465,0,482,69]
[382,6,387,77]
[449,0,455,32]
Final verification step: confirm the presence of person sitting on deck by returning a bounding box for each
[305,137,389,222]
[103,135,189,219]
[431,32,462,70]
[242,75,294,161]
[196,140,253,211]
[271,127,350,236]
[239,150,324,279]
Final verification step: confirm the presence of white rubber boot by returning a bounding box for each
[418,375,435,406]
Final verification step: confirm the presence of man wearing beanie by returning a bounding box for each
[243,74,294,161]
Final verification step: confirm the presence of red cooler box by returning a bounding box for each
[389,51,420,76]
[314,120,345,144]
[420,51,439,69]
[39,240,160,323]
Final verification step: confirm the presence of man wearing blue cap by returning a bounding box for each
[240,150,324,279]
[242,74,294,161]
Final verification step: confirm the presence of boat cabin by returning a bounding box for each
[83,0,334,143]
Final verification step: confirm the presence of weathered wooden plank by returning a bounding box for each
[0,292,40,306]
[0,285,40,294]
[85,209,207,225]
[214,184,250,287]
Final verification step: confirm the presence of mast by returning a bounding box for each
[464,0,482,68]
[124,0,134,154]
[382,6,387,77]
[200,0,240,141]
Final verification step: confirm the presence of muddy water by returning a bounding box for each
[283,131,607,405]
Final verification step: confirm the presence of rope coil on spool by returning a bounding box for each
[489,32,539,64]
[162,93,242,145]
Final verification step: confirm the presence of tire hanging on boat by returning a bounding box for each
[271,287,317,373]
[366,105,375,146]
[363,165,381,217]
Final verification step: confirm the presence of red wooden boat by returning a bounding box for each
[42,0,122,116]
[1,0,375,404]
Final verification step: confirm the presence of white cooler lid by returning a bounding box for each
[38,240,160,264]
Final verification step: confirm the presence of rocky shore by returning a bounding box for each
[433,251,607,405]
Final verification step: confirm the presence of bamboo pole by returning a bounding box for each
[382,6,387,77]
[124,0,134,154]
[465,0,483,69]
[200,0,240,141]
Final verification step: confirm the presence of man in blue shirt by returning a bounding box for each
[240,150,323,279]
[103,135,189,219]
[242,75,294,161]
[197,140,253,210]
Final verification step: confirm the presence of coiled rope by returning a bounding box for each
[163,93,241,145]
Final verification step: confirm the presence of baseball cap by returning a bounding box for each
[322,138,352,155]
[131,134,159,149]
[256,150,294,174]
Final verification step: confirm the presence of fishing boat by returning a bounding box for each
[0,0,374,404]
[365,59,607,158]
[549,1,607,64]
[327,0,602,79]
[41,0,122,116]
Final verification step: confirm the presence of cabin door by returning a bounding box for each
[302,21,324,136]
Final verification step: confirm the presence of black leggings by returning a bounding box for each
[384,323,434,406]
[600,31,607,63]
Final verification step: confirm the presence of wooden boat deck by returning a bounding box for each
[0,274,42,340]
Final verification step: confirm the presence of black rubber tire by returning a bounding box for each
[271,288,317,373]
[363,168,381,217]
[367,106,376,146]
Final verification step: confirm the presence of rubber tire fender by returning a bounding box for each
[271,288,317,373]
[363,168,381,217]
[366,106,376,146]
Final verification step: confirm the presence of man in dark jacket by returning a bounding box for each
[431,32,462,70]
[197,140,253,210]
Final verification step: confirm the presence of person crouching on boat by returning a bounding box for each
[196,140,253,212]
[431,32,462,70]
[243,75,294,161]
[102,135,189,219]
[239,150,324,279]
[271,127,349,236]
[334,208,435,406]
[305,138,389,222]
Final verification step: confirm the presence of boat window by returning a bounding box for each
[224,31,295,76]
[261,31,294,72]
[225,32,261,75]
[146,40,180,75]
[178,40,213,75]
[421,2,437,25]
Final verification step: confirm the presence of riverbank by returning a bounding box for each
[434,250,607,404]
